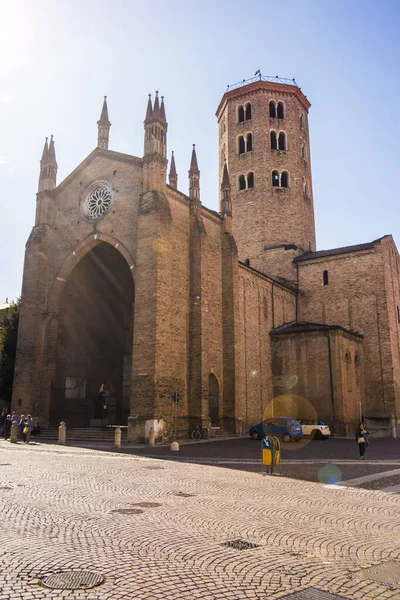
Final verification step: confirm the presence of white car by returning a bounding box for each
[298,420,330,440]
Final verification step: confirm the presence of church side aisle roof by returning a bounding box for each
[270,321,363,338]
[293,236,390,262]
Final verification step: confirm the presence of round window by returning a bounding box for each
[82,182,112,221]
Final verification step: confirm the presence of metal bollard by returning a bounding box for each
[114,426,121,448]
[149,427,156,447]
[58,421,66,445]
[170,441,179,451]
[10,422,18,444]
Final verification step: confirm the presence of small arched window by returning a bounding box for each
[277,101,285,119]
[345,351,352,364]
[278,131,287,151]
[246,133,252,152]
[301,144,305,160]
[263,297,268,319]
[245,102,252,120]
[247,172,254,188]
[355,354,360,367]
[238,174,246,190]
[281,171,289,188]
[299,113,304,129]
[238,105,245,123]
[238,136,245,154]
[272,170,280,187]
[270,130,277,150]
[269,101,276,118]
[304,180,308,197]
[323,270,329,285]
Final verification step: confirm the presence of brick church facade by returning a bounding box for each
[12,76,400,438]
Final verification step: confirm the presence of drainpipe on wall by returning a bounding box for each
[327,332,336,435]
[295,262,299,322]
[271,281,275,329]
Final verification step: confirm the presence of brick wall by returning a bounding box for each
[217,81,316,282]
[270,327,363,435]
[236,265,296,429]
[297,239,399,419]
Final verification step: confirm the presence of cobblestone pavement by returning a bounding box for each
[0,442,400,599]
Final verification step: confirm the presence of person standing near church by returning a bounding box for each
[355,422,368,459]
[3,415,12,440]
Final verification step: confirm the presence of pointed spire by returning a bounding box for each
[40,137,49,162]
[169,151,178,189]
[153,90,160,116]
[38,135,57,192]
[189,144,199,174]
[143,90,168,164]
[188,144,200,201]
[160,95,166,121]
[222,161,230,188]
[221,161,232,219]
[145,94,152,122]
[97,96,111,149]
[99,96,109,122]
[48,135,57,162]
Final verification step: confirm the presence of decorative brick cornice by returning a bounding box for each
[216,81,311,120]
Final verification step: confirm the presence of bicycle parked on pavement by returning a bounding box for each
[191,424,209,441]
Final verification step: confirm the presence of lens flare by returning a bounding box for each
[318,464,342,485]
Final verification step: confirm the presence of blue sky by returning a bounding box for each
[1,0,399,301]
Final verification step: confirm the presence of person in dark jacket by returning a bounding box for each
[355,422,369,459]
[0,411,6,437]
[3,415,12,440]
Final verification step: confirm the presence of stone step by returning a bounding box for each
[39,428,127,441]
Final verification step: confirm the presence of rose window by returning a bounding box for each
[83,183,112,221]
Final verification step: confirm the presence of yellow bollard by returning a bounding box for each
[170,441,179,451]
[10,422,18,444]
[58,421,66,445]
[114,426,121,448]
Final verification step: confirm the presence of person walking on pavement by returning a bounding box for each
[22,415,32,444]
[17,415,26,441]
[356,422,368,459]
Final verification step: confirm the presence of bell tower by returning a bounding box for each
[216,76,316,282]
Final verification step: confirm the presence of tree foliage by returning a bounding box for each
[0,300,20,406]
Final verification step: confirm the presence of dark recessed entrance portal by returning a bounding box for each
[50,243,134,427]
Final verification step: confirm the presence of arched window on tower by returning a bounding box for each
[238,136,245,154]
[281,171,289,188]
[277,101,285,119]
[238,174,246,190]
[245,102,252,120]
[303,180,308,197]
[272,170,280,187]
[237,105,245,123]
[247,172,254,188]
[301,144,305,160]
[269,101,276,118]
[278,131,287,151]
[270,130,277,150]
[299,113,304,130]
[323,270,329,285]
[246,133,253,152]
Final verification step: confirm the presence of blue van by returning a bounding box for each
[249,416,303,442]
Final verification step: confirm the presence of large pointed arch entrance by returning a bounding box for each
[49,242,134,427]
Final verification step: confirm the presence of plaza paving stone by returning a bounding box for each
[0,441,399,599]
